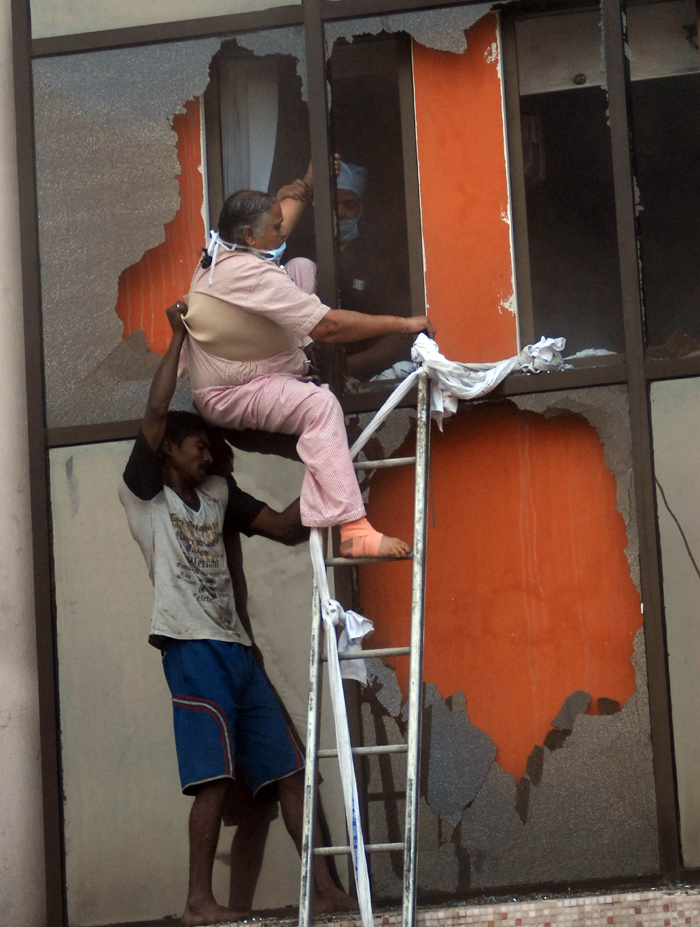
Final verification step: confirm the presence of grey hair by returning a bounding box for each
[218,190,278,247]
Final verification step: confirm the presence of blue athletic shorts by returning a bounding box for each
[161,639,304,795]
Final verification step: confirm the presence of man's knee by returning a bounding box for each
[278,770,304,797]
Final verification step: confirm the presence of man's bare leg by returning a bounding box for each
[228,807,271,911]
[277,771,360,914]
[183,779,247,927]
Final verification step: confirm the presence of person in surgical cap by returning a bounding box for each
[278,158,415,380]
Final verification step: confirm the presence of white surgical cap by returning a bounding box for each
[337,161,368,198]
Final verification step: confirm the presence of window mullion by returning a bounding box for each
[303,0,337,310]
[601,0,680,880]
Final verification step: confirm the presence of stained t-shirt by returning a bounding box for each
[118,431,265,648]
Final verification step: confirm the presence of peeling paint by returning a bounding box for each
[484,41,499,64]
[500,293,516,316]
[34,40,219,428]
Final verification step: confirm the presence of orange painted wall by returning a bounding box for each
[359,18,643,782]
[361,407,641,780]
[412,14,518,361]
[115,97,205,356]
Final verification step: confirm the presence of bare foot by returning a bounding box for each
[182,900,248,926]
[313,887,361,915]
[340,534,411,559]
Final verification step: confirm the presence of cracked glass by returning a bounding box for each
[35,28,314,429]
[352,384,659,896]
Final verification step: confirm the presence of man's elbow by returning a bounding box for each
[279,524,310,546]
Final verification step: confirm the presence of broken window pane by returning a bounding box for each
[352,384,659,894]
[627,0,700,355]
[326,9,522,384]
[30,0,299,41]
[514,11,625,357]
[651,377,700,867]
[34,27,313,429]
[203,31,314,260]
[34,40,221,429]
[324,32,418,386]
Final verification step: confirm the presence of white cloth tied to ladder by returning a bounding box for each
[309,530,374,926]
[308,332,566,927]
[349,334,567,457]
[411,333,567,427]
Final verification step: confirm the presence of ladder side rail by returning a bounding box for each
[402,372,431,927]
[299,579,324,927]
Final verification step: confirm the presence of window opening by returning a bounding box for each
[513,11,625,357]
[327,35,417,387]
[626,0,700,355]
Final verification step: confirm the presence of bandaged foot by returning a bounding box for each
[339,517,411,559]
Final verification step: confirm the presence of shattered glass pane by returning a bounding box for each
[514,12,625,356]
[357,386,659,895]
[627,0,700,355]
[34,27,313,429]
[30,0,300,41]
[34,41,218,429]
[651,377,700,867]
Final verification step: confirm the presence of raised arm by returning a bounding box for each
[277,162,313,238]
[310,310,435,344]
[141,301,188,452]
[277,154,342,238]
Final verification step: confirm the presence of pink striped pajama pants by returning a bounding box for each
[190,357,365,529]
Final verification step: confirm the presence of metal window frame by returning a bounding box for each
[12,0,700,922]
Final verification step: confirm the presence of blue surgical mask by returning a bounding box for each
[255,241,287,263]
[339,218,360,244]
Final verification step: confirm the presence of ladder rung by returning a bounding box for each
[325,552,413,567]
[317,743,408,759]
[353,456,416,470]
[325,645,411,662]
[314,842,404,857]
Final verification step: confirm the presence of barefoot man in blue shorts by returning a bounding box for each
[119,302,357,926]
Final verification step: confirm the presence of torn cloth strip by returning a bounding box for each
[309,530,374,927]
[411,333,567,428]
[350,334,567,457]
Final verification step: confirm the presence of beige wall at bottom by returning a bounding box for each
[651,378,700,868]
[0,1,47,923]
[50,440,346,926]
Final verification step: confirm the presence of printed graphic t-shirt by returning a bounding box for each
[118,431,265,648]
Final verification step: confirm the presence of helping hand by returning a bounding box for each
[277,178,311,203]
[403,315,436,340]
[166,299,188,333]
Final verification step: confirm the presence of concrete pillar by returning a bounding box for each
[0,1,47,922]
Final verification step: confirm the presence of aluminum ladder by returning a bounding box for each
[299,371,432,927]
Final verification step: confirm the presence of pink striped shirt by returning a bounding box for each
[190,250,329,341]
